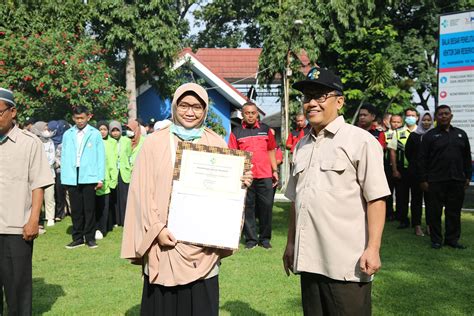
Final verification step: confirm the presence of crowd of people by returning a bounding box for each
[354,102,471,250]
[1,64,472,315]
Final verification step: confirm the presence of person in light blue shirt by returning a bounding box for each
[61,106,105,249]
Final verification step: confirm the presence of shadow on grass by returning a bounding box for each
[66,225,73,235]
[32,278,65,314]
[125,304,140,315]
[221,300,266,315]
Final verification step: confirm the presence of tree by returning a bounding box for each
[90,0,193,119]
[0,2,128,123]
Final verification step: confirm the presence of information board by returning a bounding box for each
[438,11,474,179]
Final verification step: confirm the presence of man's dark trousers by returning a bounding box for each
[394,168,409,224]
[426,181,465,245]
[300,272,372,316]
[68,183,97,242]
[244,178,273,245]
[394,168,423,226]
[0,235,33,315]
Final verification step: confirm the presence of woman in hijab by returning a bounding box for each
[125,118,145,167]
[121,83,252,315]
[31,121,56,227]
[94,121,116,239]
[405,110,434,236]
[48,119,71,220]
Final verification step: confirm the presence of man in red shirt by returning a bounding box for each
[228,102,278,249]
[286,113,310,153]
[358,103,386,148]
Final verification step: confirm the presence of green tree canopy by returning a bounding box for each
[0,1,128,123]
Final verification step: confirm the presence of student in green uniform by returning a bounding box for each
[108,121,132,227]
[95,121,116,239]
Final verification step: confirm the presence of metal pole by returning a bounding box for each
[281,51,291,189]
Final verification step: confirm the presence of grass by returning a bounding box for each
[3,202,473,315]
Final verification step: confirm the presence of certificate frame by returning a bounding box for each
[167,142,252,250]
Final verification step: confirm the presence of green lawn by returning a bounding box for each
[5,203,473,315]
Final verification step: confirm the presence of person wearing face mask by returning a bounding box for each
[387,108,418,229]
[121,83,253,315]
[30,121,57,227]
[125,118,145,167]
[108,120,132,227]
[405,111,434,236]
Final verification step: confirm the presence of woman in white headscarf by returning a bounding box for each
[405,110,434,236]
[121,83,252,315]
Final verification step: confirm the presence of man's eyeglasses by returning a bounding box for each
[303,93,341,104]
[0,107,11,117]
[177,102,204,114]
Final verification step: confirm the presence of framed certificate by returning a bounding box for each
[167,142,252,250]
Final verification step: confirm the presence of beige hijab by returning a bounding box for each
[121,84,231,286]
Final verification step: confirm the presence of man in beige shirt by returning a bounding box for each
[0,88,54,315]
[282,68,390,315]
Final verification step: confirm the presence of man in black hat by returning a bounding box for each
[282,68,390,315]
[0,88,54,314]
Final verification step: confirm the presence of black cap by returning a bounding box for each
[293,67,343,93]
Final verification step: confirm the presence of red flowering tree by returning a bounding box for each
[0,29,128,123]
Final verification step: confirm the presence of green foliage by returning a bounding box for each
[90,0,186,92]
[191,0,261,48]
[193,0,474,118]
[0,29,128,124]
[205,105,227,136]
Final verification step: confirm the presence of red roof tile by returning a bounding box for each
[194,48,313,80]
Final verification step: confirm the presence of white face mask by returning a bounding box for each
[41,130,52,138]
[126,130,135,138]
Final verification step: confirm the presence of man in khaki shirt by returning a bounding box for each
[283,68,390,315]
[0,88,54,315]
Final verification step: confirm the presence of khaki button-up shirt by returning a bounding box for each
[285,116,390,282]
[0,125,55,234]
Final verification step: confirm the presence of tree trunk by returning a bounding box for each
[126,47,137,119]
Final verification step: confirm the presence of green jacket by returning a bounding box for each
[96,136,116,196]
[110,136,133,187]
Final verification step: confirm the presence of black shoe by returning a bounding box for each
[66,239,84,249]
[245,242,257,250]
[397,222,409,229]
[259,241,272,249]
[431,242,442,249]
[86,240,98,249]
[445,242,466,249]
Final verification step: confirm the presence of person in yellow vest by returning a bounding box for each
[387,108,418,229]
[95,121,116,239]
[384,114,403,221]
[108,120,132,227]
[125,118,145,167]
